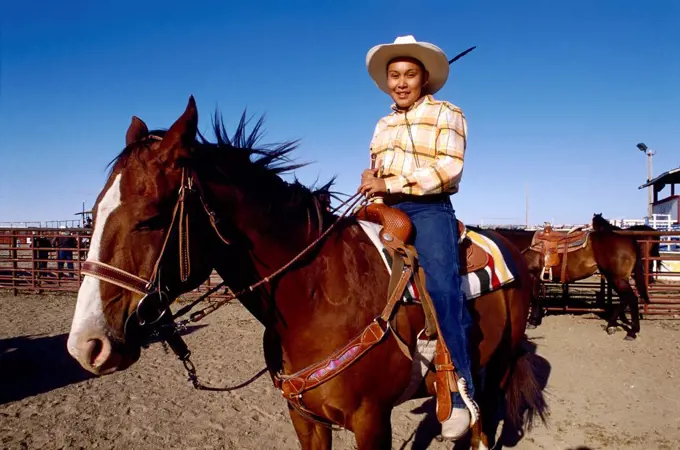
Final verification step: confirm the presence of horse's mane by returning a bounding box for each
[109,110,337,223]
[197,111,337,218]
[200,111,304,175]
[592,214,657,233]
[592,213,615,231]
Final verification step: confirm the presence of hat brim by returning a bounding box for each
[366,41,449,95]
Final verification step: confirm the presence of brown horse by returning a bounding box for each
[592,213,662,283]
[495,217,651,340]
[66,97,547,449]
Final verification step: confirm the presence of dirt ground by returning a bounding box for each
[1,292,679,450]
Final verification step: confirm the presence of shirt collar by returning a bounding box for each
[390,94,432,114]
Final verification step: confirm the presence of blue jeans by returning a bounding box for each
[393,197,475,407]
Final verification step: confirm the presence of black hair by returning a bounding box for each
[386,56,427,73]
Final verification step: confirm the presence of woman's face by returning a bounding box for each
[386,58,429,109]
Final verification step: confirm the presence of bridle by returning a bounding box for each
[83,163,229,322]
[79,142,367,387]
[80,160,235,362]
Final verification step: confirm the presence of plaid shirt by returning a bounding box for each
[369,94,467,196]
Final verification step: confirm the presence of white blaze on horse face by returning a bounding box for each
[67,174,122,356]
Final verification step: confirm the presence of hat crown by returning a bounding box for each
[393,35,417,44]
[366,35,449,96]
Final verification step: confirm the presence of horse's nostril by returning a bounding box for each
[85,338,109,368]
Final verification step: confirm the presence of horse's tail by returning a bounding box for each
[505,343,549,432]
[633,242,651,304]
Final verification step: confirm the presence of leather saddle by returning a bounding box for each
[355,201,489,425]
[530,224,590,281]
[355,202,488,275]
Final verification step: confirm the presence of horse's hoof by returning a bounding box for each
[624,335,637,341]
[606,326,617,335]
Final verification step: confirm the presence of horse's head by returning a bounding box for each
[592,213,610,231]
[68,97,218,375]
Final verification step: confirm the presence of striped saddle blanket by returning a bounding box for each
[358,221,518,301]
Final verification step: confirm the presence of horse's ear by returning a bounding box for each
[157,96,198,163]
[126,116,149,146]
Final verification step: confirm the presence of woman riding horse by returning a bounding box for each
[358,35,475,439]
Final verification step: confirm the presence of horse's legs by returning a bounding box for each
[351,406,392,450]
[527,276,543,328]
[288,405,332,450]
[605,286,624,334]
[627,285,642,340]
[605,277,639,340]
[618,302,631,325]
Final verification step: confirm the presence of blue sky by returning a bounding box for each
[1,0,678,226]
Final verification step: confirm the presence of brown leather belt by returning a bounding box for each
[382,192,451,206]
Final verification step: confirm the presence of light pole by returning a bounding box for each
[637,142,655,219]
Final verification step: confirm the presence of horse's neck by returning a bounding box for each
[204,178,393,367]
[207,182,321,312]
[238,217,392,371]
[238,205,319,269]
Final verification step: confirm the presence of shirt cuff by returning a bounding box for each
[384,176,407,194]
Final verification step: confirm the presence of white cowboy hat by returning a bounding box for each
[366,35,450,95]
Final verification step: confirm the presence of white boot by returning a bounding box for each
[441,407,470,440]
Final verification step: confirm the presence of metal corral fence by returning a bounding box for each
[624,229,680,315]
[2,227,680,315]
[540,229,680,316]
[0,227,229,299]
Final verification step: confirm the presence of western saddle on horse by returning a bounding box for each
[353,201,486,425]
[530,224,590,282]
[355,201,489,275]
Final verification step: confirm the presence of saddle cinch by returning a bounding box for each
[529,224,590,282]
[354,201,486,424]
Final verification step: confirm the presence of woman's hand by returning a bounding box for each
[361,168,378,183]
[358,169,387,197]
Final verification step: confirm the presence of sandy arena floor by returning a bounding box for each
[1,292,679,450]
